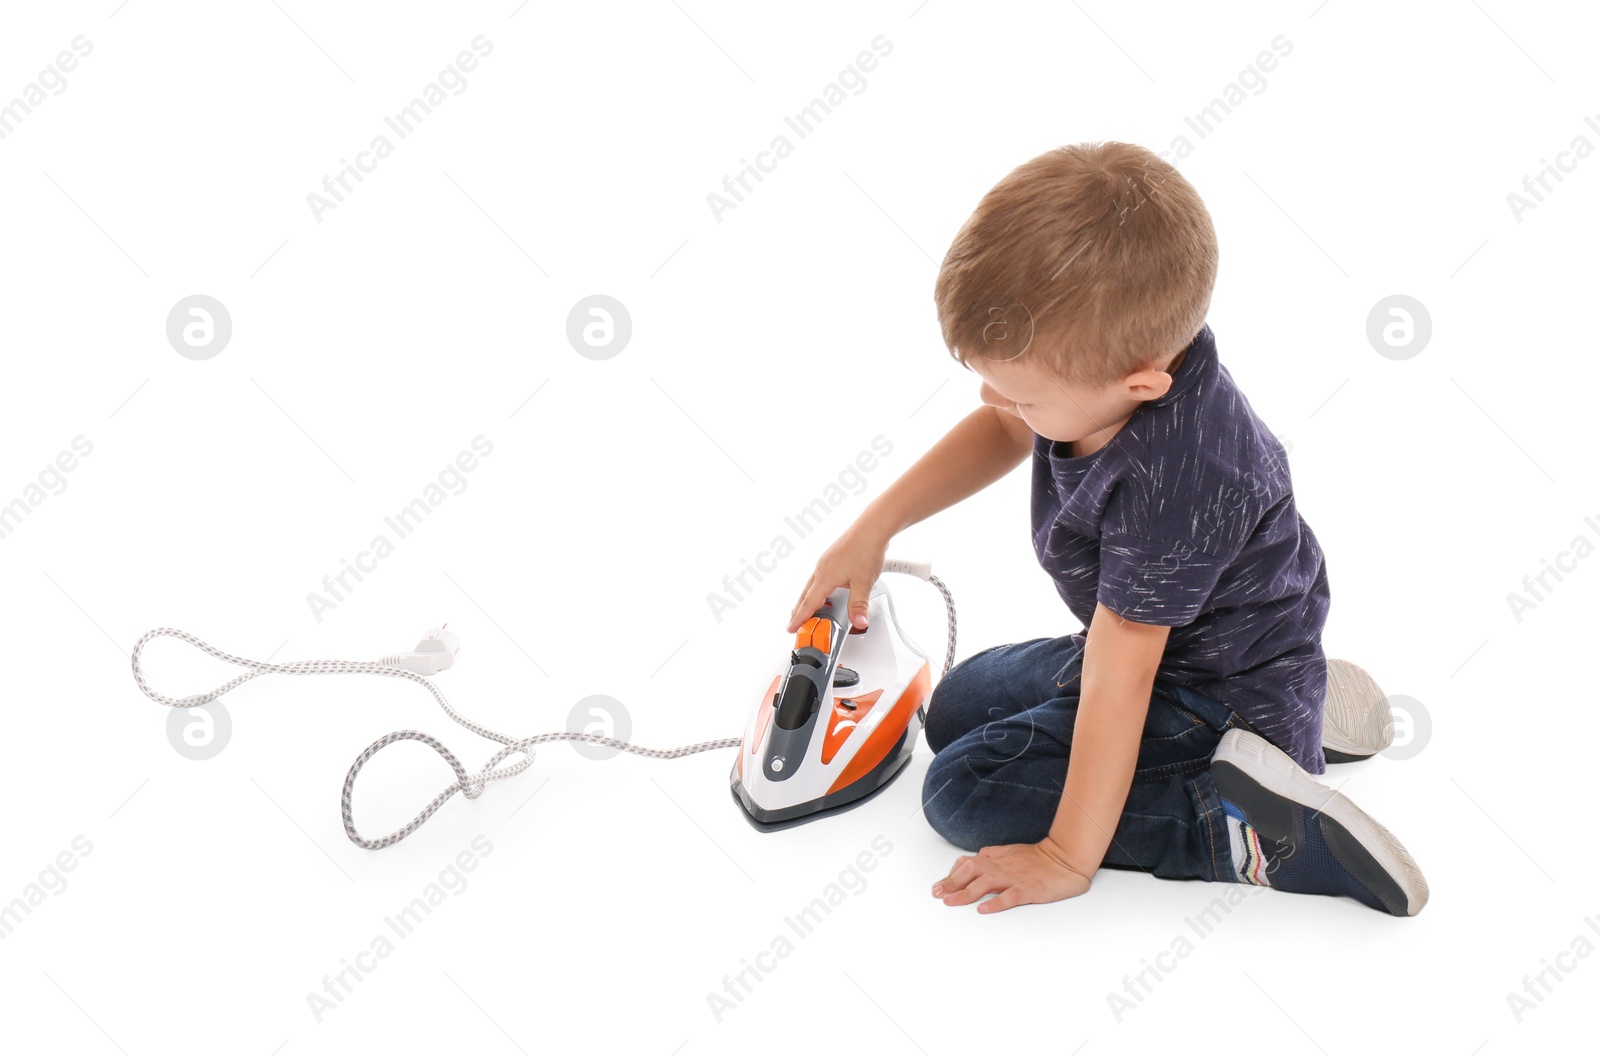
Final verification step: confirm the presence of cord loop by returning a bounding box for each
[128,570,956,850]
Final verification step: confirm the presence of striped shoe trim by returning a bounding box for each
[1222,799,1272,887]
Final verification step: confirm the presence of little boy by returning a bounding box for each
[786,142,1428,916]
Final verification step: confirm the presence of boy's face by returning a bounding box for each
[967,346,1178,449]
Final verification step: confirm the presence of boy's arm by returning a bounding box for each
[789,404,1032,634]
[861,404,1034,538]
[1042,601,1171,880]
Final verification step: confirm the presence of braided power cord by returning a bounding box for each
[129,567,956,850]
[920,573,956,726]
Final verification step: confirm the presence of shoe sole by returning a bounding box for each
[1213,728,1429,916]
[1322,658,1393,761]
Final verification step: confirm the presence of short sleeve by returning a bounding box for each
[1096,532,1234,627]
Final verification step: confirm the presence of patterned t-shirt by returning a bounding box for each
[1030,322,1332,774]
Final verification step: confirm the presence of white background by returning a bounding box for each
[1,1,1594,1053]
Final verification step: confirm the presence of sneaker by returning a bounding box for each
[1212,728,1429,916]
[1322,657,1393,763]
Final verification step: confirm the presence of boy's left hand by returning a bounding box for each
[931,837,1092,913]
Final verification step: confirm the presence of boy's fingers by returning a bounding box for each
[793,590,829,631]
[977,886,1029,913]
[789,579,816,631]
[848,584,869,628]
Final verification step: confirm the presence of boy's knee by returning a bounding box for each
[921,648,1002,752]
[922,680,959,753]
[920,749,974,847]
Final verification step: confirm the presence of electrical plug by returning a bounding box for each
[380,624,461,675]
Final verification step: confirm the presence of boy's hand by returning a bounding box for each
[931,836,1092,913]
[786,520,892,633]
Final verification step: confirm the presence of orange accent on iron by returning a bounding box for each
[826,662,932,795]
[795,615,832,657]
[820,689,884,765]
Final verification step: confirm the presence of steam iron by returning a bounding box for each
[129,560,955,850]
[730,560,954,831]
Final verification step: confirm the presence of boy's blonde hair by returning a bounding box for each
[935,141,1217,389]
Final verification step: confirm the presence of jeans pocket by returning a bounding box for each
[1133,696,1221,781]
[1050,640,1085,693]
[1141,693,1208,743]
[1157,682,1240,734]
[1052,664,1082,694]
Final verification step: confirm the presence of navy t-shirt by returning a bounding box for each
[1030,322,1332,774]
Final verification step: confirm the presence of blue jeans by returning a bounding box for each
[920,634,1250,882]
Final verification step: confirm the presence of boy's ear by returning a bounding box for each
[1122,365,1175,401]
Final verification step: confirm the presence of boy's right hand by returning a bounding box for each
[786,523,891,634]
